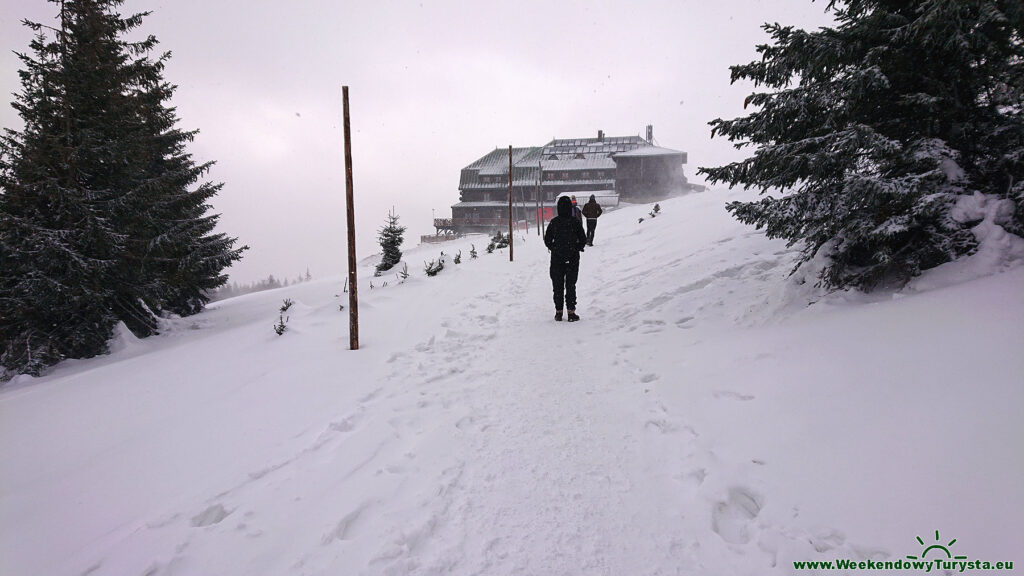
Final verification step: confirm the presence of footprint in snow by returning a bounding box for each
[321,504,368,544]
[645,418,676,434]
[358,387,383,404]
[713,390,755,401]
[414,336,435,352]
[674,467,707,488]
[191,503,232,528]
[329,414,358,432]
[711,487,763,545]
[808,527,847,553]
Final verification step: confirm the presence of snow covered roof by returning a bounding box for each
[540,157,617,171]
[542,136,648,157]
[612,145,685,158]
[468,147,540,176]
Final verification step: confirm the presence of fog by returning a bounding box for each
[0,0,835,284]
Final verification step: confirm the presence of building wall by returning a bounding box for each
[614,154,686,201]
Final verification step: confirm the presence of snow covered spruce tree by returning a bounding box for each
[699,0,1024,290]
[0,14,120,376]
[375,209,405,276]
[0,0,244,378]
[122,55,246,318]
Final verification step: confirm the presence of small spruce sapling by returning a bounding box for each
[470,244,478,259]
[424,257,445,276]
[375,209,406,276]
[486,231,509,253]
[494,231,509,249]
[454,250,462,264]
[274,298,292,335]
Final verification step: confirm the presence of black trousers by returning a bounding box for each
[550,254,580,311]
[586,219,597,245]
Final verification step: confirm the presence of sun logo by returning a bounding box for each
[906,530,968,561]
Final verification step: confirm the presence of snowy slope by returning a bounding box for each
[1,188,1022,576]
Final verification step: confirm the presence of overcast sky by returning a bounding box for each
[1,0,836,285]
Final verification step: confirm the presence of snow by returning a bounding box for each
[613,145,684,157]
[910,191,1024,291]
[2,188,1022,575]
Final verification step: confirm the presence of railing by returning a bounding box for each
[433,218,453,228]
[421,234,459,244]
[451,218,532,230]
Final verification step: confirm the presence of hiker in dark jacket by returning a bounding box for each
[581,194,603,246]
[570,195,584,226]
[544,195,588,322]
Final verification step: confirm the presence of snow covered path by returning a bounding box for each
[2,190,1022,575]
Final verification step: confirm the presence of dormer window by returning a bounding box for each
[548,154,558,160]
[574,153,585,159]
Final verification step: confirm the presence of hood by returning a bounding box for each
[556,195,573,217]
[588,194,597,202]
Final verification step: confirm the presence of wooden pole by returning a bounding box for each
[508,145,514,262]
[536,161,542,236]
[342,86,359,350]
[519,177,527,234]
[535,163,540,236]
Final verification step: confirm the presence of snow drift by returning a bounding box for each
[2,188,1021,575]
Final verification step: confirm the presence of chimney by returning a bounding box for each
[597,129,604,142]
[646,124,653,143]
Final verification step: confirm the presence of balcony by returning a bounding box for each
[451,217,533,230]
